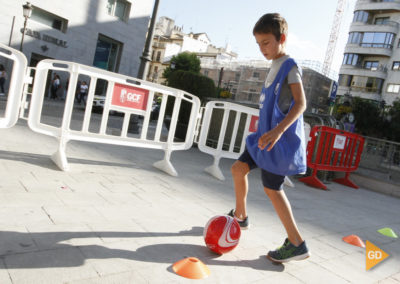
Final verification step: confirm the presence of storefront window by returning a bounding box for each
[93,34,122,72]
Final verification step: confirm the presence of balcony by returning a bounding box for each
[345,43,393,57]
[337,85,382,101]
[355,0,400,12]
[152,42,166,49]
[340,64,388,79]
[350,21,399,34]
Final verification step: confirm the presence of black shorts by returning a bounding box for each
[238,148,285,190]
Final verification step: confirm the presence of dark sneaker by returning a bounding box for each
[227,209,250,230]
[267,238,310,263]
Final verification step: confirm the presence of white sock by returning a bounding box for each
[234,215,244,222]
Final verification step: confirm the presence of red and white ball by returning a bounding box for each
[203,215,241,254]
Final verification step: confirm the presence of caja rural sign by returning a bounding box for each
[111,83,149,111]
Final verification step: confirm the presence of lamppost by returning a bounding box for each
[19,2,32,52]
[137,0,160,80]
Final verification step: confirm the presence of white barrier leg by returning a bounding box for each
[153,149,178,176]
[51,137,70,171]
[204,156,225,181]
[284,176,295,188]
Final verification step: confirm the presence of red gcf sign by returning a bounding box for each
[111,83,149,111]
[249,115,259,132]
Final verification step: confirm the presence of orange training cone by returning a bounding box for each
[342,234,365,248]
[172,257,210,279]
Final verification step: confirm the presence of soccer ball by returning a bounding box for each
[203,215,241,254]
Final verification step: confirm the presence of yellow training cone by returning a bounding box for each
[377,228,398,238]
[172,257,210,279]
[342,234,365,248]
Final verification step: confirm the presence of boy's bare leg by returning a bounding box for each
[231,160,250,219]
[264,187,303,246]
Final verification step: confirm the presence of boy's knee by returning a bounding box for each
[231,161,249,177]
[263,187,281,198]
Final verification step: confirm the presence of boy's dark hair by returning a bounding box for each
[253,13,288,41]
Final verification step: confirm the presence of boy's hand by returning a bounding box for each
[258,128,283,151]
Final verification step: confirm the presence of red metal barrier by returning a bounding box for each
[299,126,365,190]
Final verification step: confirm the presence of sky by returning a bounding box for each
[157,0,357,76]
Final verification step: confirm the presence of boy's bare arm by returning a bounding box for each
[258,82,307,151]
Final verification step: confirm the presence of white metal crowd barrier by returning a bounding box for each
[197,101,311,187]
[197,101,259,180]
[28,59,200,176]
[0,43,30,128]
[19,67,35,119]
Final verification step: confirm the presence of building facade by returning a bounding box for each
[337,0,400,105]
[147,16,237,84]
[1,0,153,77]
[201,59,333,114]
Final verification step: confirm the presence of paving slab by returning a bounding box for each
[0,121,399,283]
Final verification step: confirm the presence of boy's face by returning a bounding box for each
[254,32,286,60]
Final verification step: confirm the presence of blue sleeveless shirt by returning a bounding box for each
[246,58,307,176]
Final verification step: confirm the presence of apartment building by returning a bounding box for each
[201,59,333,114]
[337,0,400,105]
[147,16,237,84]
[1,0,153,76]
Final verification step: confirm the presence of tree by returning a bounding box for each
[162,52,201,82]
[167,70,216,102]
[351,97,384,137]
[385,98,400,142]
[162,52,216,140]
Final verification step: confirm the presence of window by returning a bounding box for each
[155,51,161,62]
[107,0,131,21]
[342,53,360,66]
[152,66,159,80]
[204,70,209,76]
[361,32,394,48]
[235,73,240,82]
[348,32,362,44]
[364,61,379,70]
[93,34,123,72]
[353,11,369,23]
[338,74,353,87]
[30,6,68,33]
[393,61,400,70]
[253,72,260,78]
[387,84,400,93]
[374,17,389,25]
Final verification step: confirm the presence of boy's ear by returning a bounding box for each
[280,34,286,44]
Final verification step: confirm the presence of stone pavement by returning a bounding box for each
[0,120,399,284]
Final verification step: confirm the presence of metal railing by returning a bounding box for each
[360,42,393,49]
[348,86,381,93]
[359,136,400,183]
[348,63,388,73]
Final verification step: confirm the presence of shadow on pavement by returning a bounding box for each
[0,227,283,272]
[0,150,138,170]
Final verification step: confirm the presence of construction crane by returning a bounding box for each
[322,0,347,77]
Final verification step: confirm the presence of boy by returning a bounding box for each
[228,13,309,263]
